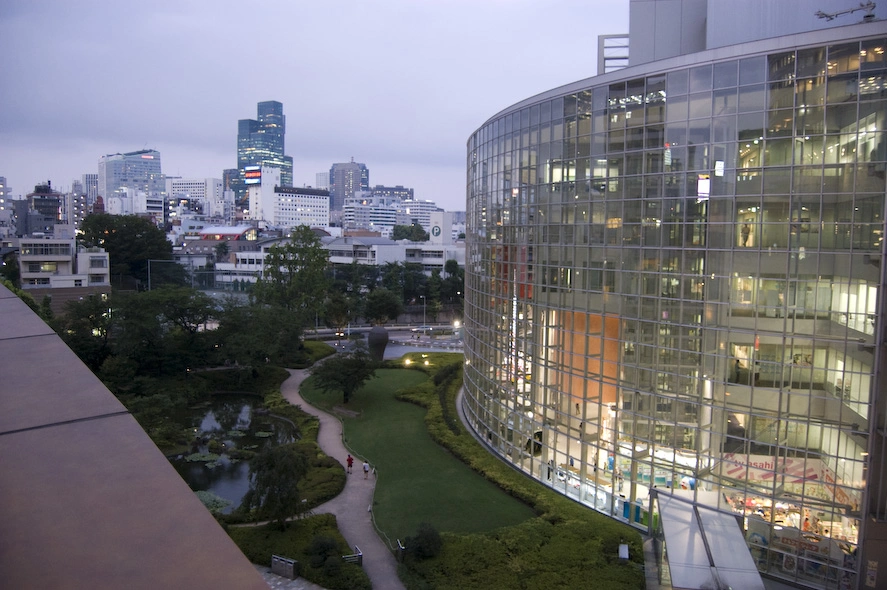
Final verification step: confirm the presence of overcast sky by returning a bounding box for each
[0,1,628,210]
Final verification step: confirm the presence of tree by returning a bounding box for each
[0,251,20,287]
[323,291,358,337]
[391,224,429,242]
[401,263,427,303]
[214,241,230,262]
[329,260,377,296]
[79,213,181,287]
[442,259,464,304]
[242,444,309,528]
[252,226,330,326]
[143,287,214,336]
[52,294,114,371]
[379,262,426,304]
[214,300,306,366]
[309,343,379,403]
[363,288,403,325]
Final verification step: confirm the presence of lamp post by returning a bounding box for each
[420,295,426,331]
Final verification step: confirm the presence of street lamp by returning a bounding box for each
[420,295,426,330]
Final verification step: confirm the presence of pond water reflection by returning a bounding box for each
[170,395,298,514]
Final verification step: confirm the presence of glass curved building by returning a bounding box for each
[463,7,887,589]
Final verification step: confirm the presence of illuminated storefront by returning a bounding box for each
[464,21,886,590]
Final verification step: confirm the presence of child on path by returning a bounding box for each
[363,461,370,479]
[346,454,353,474]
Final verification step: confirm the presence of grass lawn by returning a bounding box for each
[300,368,536,541]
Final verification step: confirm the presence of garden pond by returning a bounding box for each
[169,394,298,514]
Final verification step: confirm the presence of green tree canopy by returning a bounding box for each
[214,300,306,366]
[1,251,20,286]
[442,259,465,303]
[309,344,379,403]
[329,260,377,296]
[52,294,114,371]
[323,291,358,333]
[252,226,330,326]
[242,444,309,528]
[363,287,403,325]
[79,213,180,287]
[379,261,426,303]
[391,224,429,242]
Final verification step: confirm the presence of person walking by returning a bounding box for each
[346,454,353,474]
[363,460,370,479]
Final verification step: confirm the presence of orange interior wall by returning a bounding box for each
[556,311,620,406]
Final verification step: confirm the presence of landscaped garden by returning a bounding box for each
[299,365,537,541]
[299,351,647,590]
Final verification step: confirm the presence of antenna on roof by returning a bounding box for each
[815,1,877,22]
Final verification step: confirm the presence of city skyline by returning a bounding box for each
[0,1,628,211]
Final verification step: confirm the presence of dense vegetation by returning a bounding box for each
[228,514,371,590]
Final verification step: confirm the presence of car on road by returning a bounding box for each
[411,325,433,332]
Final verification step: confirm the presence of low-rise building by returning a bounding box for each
[16,231,111,313]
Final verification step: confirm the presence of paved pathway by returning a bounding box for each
[277,368,406,590]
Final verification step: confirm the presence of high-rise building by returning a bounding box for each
[464,2,887,588]
[329,160,369,211]
[81,173,98,205]
[314,172,330,190]
[97,149,164,200]
[231,101,293,204]
[372,184,414,202]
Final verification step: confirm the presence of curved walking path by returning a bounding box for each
[281,368,406,590]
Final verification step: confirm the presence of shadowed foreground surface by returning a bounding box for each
[0,284,267,590]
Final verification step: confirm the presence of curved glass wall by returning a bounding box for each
[464,33,886,590]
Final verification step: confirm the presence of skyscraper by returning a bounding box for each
[97,149,164,200]
[231,101,293,204]
[81,173,98,205]
[329,160,369,211]
[464,1,887,588]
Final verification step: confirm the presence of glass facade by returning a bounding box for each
[465,31,887,590]
[234,101,294,203]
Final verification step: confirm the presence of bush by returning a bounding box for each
[308,535,339,568]
[227,516,371,590]
[406,522,442,560]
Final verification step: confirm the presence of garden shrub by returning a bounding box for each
[227,515,370,590]
[308,535,339,568]
[406,522,442,560]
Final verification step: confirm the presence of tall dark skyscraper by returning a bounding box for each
[230,100,293,204]
[328,159,369,211]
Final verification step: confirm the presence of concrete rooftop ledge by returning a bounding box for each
[0,283,267,589]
